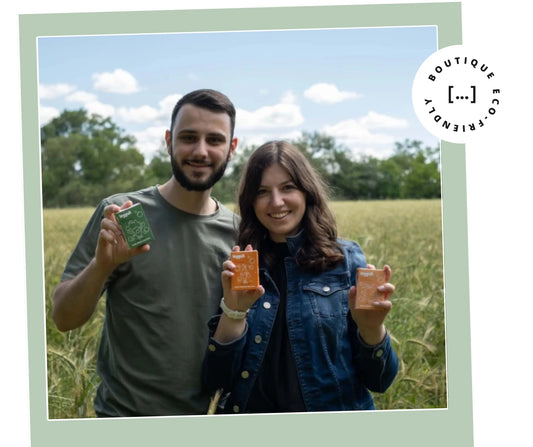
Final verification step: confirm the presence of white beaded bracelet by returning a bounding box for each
[220,297,248,320]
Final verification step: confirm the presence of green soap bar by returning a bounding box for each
[115,202,155,249]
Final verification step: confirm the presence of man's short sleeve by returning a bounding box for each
[60,200,107,283]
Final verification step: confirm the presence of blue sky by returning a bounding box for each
[38,26,438,161]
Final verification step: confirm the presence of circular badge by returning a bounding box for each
[412,45,501,143]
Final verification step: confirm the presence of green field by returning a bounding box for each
[44,199,446,418]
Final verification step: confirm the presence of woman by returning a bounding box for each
[203,141,398,414]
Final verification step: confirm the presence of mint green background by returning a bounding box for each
[19,3,471,446]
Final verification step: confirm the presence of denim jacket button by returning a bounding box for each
[241,370,250,379]
[254,335,262,344]
[322,286,331,292]
[263,301,271,309]
[375,349,384,358]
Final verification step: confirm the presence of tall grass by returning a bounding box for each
[333,200,445,409]
[44,199,445,418]
[44,208,104,418]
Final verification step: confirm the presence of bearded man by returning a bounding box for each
[52,89,239,417]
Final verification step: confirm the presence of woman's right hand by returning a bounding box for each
[213,245,264,343]
[221,245,265,312]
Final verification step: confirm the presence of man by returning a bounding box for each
[52,89,239,417]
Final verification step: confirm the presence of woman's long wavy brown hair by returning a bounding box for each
[237,140,344,273]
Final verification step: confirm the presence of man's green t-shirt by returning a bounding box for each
[61,186,238,416]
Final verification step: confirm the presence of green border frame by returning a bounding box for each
[20,3,471,446]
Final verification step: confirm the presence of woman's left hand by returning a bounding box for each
[349,264,395,345]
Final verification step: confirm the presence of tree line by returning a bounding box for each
[41,109,441,208]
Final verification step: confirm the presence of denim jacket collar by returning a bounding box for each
[284,230,306,257]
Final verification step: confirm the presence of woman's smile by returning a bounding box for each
[269,211,291,219]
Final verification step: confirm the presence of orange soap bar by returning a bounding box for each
[355,268,387,309]
[231,250,260,291]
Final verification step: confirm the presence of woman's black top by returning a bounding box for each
[246,242,307,413]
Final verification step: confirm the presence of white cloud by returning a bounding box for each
[281,90,297,104]
[66,90,98,103]
[323,119,395,146]
[321,111,408,149]
[359,111,409,129]
[132,126,168,160]
[117,105,160,123]
[158,94,182,121]
[237,130,303,149]
[304,83,362,104]
[84,101,115,119]
[92,69,140,94]
[237,92,304,130]
[237,103,304,129]
[39,83,76,99]
[39,106,60,126]
[116,94,182,126]
[59,89,115,119]
[159,94,181,112]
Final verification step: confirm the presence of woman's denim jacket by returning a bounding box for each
[203,232,398,413]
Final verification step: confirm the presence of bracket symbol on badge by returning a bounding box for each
[448,85,476,104]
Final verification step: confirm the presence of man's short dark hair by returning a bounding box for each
[170,89,236,139]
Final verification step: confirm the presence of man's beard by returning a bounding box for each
[170,147,230,192]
